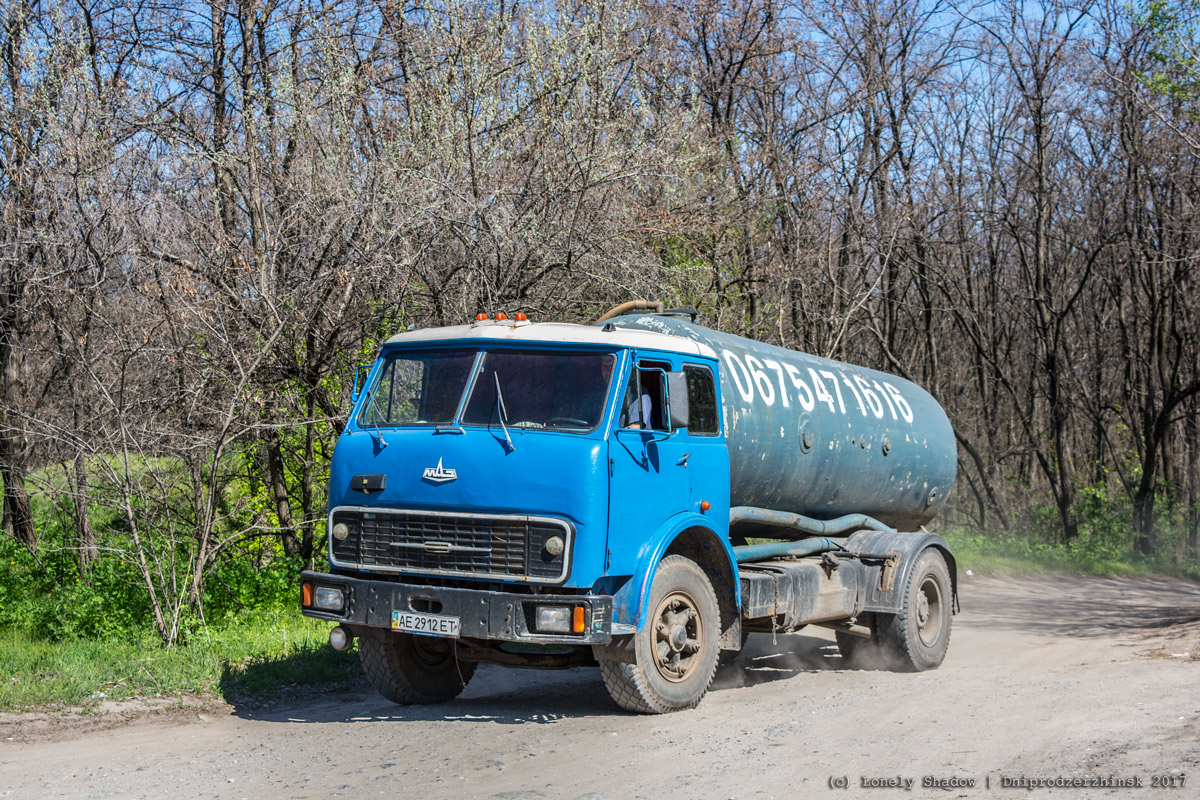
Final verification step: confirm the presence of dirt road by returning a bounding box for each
[3,574,1198,799]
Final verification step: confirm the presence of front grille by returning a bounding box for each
[329,507,571,583]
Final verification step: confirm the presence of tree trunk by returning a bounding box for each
[210,0,236,237]
[1132,486,1156,557]
[300,391,316,562]
[71,454,98,569]
[0,331,35,547]
[1186,408,1198,560]
[265,424,300,557]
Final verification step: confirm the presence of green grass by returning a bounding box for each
[0,608,360,711]
[941,527,1200,580]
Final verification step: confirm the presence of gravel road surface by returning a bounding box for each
[3,574,1198,799]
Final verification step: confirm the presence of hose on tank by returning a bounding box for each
[729,506,894,538]
[732,536,848,563]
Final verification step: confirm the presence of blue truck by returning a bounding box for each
[301,304,958,713]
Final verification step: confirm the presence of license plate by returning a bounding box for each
[391,610,460,638]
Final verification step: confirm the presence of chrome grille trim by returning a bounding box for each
[327,505,573,584]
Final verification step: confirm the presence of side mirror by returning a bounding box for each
[351,363,372,404]
[667,371,689,430]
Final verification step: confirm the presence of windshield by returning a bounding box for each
[358,350,475,427]
[462,350,615,433]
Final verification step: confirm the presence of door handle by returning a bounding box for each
[677,453,690,467]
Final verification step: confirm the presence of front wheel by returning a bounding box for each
[359,631,476,705]
[600,555,721,713]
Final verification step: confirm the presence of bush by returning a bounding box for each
[0,475,305,642]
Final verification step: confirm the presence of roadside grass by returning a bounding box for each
[942,528,1200,580]
[0,608,359,711]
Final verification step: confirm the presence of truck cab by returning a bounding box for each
[302,312,956,713]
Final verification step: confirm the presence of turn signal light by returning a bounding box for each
[301,581,313,607]
[700,500,711,512]
[572,606,586,634]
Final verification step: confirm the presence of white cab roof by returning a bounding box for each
[384,321,718,359]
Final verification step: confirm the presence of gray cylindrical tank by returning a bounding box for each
[606,315,957,531]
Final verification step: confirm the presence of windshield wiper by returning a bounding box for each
[493,372,515,452]
[362,387,388,449]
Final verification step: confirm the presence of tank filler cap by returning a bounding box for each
[798,415,815,454]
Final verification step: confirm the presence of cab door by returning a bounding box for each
[607,355,692,575]
[670,362,729,525]
[606,354,734,574]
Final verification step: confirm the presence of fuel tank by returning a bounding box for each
[604,315,957,531]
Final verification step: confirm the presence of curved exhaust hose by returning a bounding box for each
[594,299,663,324]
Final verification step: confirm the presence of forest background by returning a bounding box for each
[1,0,1198,701]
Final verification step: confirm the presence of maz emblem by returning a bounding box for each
[422,458,457,483]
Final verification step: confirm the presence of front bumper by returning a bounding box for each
[301,570,614,645]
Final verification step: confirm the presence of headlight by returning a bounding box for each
[534,604,586,634]
[535,605,571,633]
[544,536,564,557]
[314,586,345,611]
[332,522,350,541]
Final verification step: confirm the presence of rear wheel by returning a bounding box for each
[359,631,476,705]
[838,549,952,672]
[600,556,720,713]
[878,548,952,671]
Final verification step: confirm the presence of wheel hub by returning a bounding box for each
[916,577,942,647]
[669,625,687,652]
[651,592,703,683]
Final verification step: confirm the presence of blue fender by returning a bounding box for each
[610,512,741,632]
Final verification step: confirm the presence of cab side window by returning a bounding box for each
[685,365,718,435]
[619,366,668,431]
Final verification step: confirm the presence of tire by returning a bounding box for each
[877,548,953,671]
[359,631,476,705]
[600,555,721,713]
